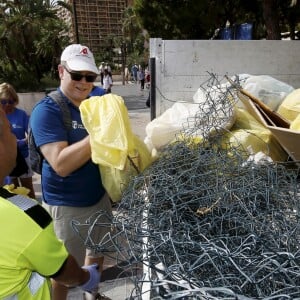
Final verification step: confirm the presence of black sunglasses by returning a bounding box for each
[1,99,14,105]
[63,66,97,83]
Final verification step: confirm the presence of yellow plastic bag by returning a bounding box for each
[3,184,30,196]
[221,108,288,162]
[99,135,152,201]
[80,94,152,202]
[277,89,300,122]
[290,113,300,131]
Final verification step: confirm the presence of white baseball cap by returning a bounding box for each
[61,44,99,74]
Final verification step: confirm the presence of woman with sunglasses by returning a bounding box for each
[0,82,36,199]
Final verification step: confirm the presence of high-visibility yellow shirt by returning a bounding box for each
[0,190,68,299]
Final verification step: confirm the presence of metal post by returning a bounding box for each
[121,42,126,85]
[149,57,156,120]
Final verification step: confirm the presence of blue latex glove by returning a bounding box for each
[79,263,101,293]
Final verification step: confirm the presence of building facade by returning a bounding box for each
[61,0,133,55]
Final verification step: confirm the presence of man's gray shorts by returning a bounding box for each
[43,193,112,266]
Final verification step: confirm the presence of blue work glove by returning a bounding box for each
[79,263,101,293]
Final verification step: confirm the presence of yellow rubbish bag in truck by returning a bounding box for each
[80,94,152,202]
[221,107,288,162]
[277,88,300,122]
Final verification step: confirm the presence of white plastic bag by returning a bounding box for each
[144,102,200,153]
[241,75,294,111]
[145,88,236,155]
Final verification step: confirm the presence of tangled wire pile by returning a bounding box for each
[73,74,300,299]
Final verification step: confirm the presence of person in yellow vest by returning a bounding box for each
[0,106,100,299]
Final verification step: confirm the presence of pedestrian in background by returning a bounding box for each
[98,62,104,85]
[30,44,112,300]
[0,107,101,300]
[124,65,129,84]
[145,68,151,89]
[131,64,138,83]
[105,63,112,77]
[138,67,145,90]
[0,82,36,198]
[103,68,113,94]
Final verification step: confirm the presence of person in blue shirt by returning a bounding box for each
[30,44,112,300]
[0,83,36,198]
[131,64,138,83]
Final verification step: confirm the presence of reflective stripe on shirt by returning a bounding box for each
[4,294,17,300]
[4,272,46,299]
[28,272,46,295]
[8,195,36,211]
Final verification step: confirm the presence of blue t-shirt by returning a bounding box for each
[7,108,29,158]
[29,89,106,207]
[89,86,105,97]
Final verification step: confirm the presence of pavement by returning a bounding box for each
[32,80,151,300]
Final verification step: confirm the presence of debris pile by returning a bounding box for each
[73,74,300,299]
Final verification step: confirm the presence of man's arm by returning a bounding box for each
[52,255,100,292]
[51,255,89,287]
[40,136,91,177]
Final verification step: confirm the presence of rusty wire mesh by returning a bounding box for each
[72,74,300,299]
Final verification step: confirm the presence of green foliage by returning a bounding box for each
[0,0,71,91]
[40,73,60,90]
[134,0,218,39]
[120,5,148,68]
[133,0,300,40]
[1,0,298,91]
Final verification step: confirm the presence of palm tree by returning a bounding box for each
[0,0,70,90]
[122,6,147,66]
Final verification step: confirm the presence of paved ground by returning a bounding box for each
[32,81,151,299]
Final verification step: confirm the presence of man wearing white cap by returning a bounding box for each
[30,44,112,300]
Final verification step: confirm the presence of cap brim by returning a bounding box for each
[67,59,99,74]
